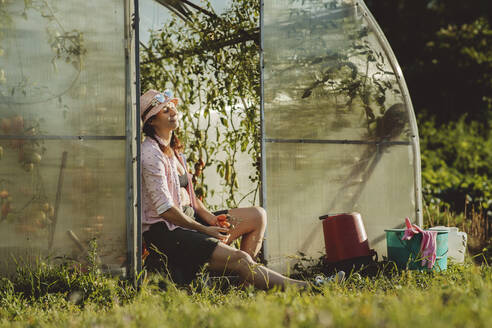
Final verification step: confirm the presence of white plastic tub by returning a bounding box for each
[429,226,467,263]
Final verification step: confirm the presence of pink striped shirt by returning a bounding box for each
[141,135,196,233]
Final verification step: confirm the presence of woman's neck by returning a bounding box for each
[155,128,172,146]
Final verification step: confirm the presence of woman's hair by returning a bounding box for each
[142,114,183,157]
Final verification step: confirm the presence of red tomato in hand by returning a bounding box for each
[216,214,227,222]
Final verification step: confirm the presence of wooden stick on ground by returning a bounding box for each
[48,151,68,250]
[66,229,86,253]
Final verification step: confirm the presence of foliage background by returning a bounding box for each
[140,0,260,209]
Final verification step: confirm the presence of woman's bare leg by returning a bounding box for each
[227,207,267,258]
[208,242,306,290]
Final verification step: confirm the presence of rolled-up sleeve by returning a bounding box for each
[142,151,174,215]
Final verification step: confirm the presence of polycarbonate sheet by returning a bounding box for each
[0,140,127,275]
[263,0,420,272]
[264,1,410,142]
[0,0,126,136]
[265,142,415,271]
[0,0,129,275]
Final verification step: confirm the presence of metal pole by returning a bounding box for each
[259,0,268,265]
[134,0,143,285]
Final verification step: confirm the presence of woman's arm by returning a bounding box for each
[176,153,218,225]
[193,198,219,226]
[160,206,229,242]
[142,145,227,240]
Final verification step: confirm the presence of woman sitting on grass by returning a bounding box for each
[140,89,343,289]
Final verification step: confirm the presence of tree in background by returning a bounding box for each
[365,0,491,123]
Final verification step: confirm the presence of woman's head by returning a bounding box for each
[140,89,179,127]
[141,89,183,155]
[147,101,179,132]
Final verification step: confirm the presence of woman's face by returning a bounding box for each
[150,103,179,132]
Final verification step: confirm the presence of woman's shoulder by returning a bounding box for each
[141,138,165,163]
[142,137,159,150]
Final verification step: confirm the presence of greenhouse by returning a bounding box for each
[0,0,421,277]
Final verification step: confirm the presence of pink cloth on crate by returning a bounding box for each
[402,218,438,269]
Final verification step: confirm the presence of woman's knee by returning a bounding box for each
[224,249,255,273]
[252,206,267,228]
[209,244,253,269]
[229,249,257,274]
[228,248,254,265]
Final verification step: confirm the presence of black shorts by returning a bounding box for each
[143,208,228,284]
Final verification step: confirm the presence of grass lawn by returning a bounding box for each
[0,260,490,328]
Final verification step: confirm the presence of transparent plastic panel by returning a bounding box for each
[0,0,126,136]
[265,142,415,271]
[0,140,127,275]
[263,0,419,271]
[264,0,410,142]
[0,0,128,275]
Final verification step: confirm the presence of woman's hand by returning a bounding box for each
[202,225,230,243]
[205,214,219,226]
